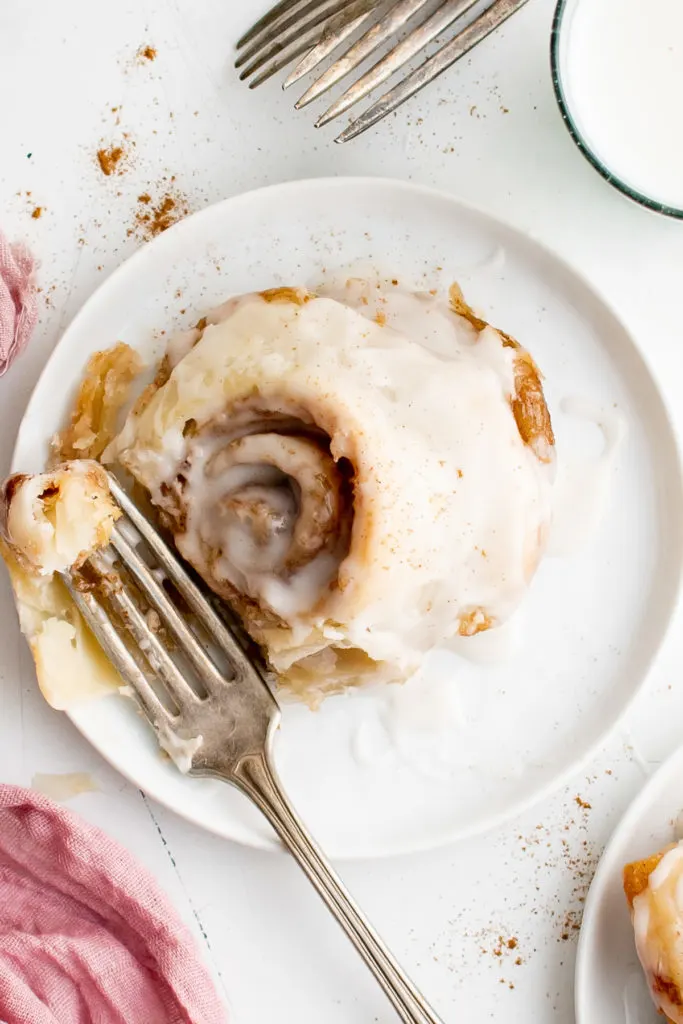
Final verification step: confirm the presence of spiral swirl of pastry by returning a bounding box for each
[161,400,354,628]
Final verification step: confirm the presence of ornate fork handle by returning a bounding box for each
[232,751,445,1024]
[60,472,444,1021]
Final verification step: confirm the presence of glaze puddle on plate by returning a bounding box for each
[549,396,628,557]
[15,178,683,858]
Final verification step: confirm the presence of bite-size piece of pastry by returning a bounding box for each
[0,461,122,708]
[1,460,119,575]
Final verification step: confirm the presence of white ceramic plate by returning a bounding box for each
[12,178,683,858]
[575,745,683,1023]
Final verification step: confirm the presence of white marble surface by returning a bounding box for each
[2,1,683,1021]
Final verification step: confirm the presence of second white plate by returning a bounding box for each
[576,744,683,1023]
[12,177,683,857]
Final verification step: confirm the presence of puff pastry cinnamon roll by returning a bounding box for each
[625,845,683,1023]
[107,282,555,698]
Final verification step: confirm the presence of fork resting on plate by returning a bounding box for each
[236,0,529,141]
[63,471,444,1024]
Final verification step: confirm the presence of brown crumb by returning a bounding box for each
[129,188,189,241]
[138,44,156,62]
[559,909,583,943]
[31,206,42,219]
[490,935,521,960]
[575,796,592,810]
[97,145,125,176]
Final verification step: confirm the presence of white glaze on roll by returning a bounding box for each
[111,285,555,694]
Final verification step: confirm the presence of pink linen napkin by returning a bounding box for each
[0,233,37,376]
[0,785,228,1024]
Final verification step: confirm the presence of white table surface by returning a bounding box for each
[2,1,683,1021]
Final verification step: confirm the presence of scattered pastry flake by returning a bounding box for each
[137,44,157,62]
[51,342,143,463]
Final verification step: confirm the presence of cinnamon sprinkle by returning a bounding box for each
[129,186,189,241]
[97,145,124,176]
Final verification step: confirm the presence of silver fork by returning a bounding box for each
[62,470,444,1024]
[236,0,529,142]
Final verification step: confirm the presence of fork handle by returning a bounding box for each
[233,752,444,1024]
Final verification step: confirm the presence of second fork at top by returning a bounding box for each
[236,0,529,142]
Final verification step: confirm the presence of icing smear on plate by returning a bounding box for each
[548,396,628,558]
[354,394,628,778]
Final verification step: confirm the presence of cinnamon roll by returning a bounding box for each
[106,281,555,698]
[625,844,683,1023]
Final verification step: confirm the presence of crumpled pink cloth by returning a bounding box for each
[0,233,37,376]
[0,786,228,1024]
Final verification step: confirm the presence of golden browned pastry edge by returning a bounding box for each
[51,342,142,464]
[449,282,555,463]
[623,851,666,908]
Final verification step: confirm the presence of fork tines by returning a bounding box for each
[236,0,529,141]
[61,471,272,731]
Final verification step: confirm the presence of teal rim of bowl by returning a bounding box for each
[550,0,683,220]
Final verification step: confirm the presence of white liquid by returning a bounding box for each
[548,396,627,558]
[563,0,683,208]
[347,651,469,777]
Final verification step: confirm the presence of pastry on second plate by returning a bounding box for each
[624,844,683,1023]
